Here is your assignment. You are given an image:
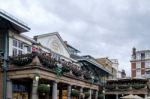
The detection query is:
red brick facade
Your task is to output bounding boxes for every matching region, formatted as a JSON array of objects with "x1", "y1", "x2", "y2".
[
  {"x1": 141, "y1": 62, "x2": 145, "y2": 75},
  {"x1": 131, "y1": 63, "x2": 136, "y2": 77}
]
